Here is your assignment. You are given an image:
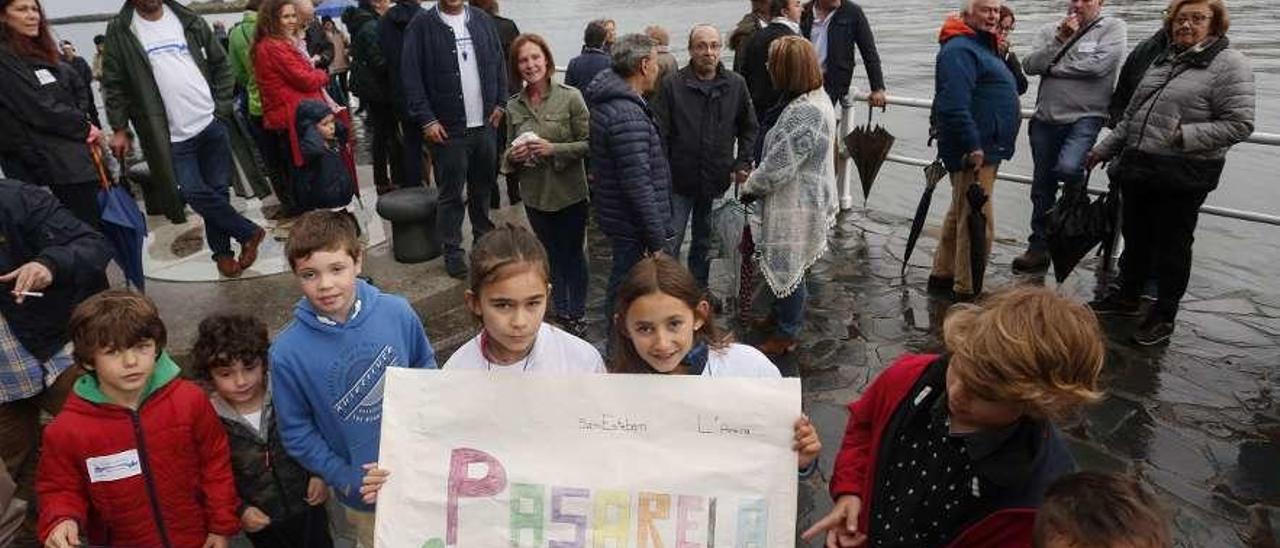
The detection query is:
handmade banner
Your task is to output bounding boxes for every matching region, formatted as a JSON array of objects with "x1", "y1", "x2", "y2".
[{"x1": 375, "y1": 369, "x2": 802, "y2": 547}]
